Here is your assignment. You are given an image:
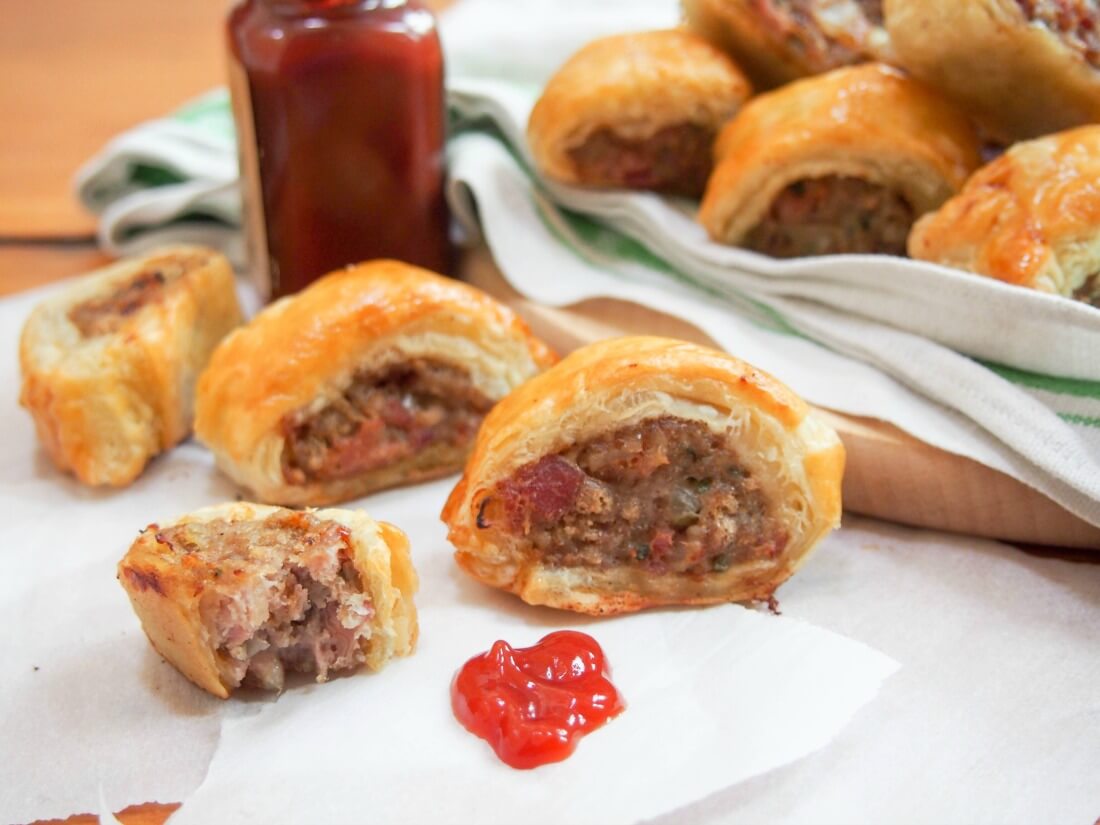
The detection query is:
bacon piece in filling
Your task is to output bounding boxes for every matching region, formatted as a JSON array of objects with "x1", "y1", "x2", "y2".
[
  {"x1": 1017, "y1": 0, "x2": 1100, "y2": 68},
  {"x1": 281, "y1": 359, "x2": 494, "y2": 485},
  {"x1": 745, "y1": 175, "x2": 914, "y2": 257},
  {"x1": 481, "y1": 416, "x2": 789, "y2": 577},
  {"x1": 67, "y1": 252, "x2": 206, "y2": 337},
  {"x1": 567, "y1": 123, "x2": 716, "y2": 197},
  {"x1": 154, "y1": 511, "x2": 374, "y2": 691}
]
